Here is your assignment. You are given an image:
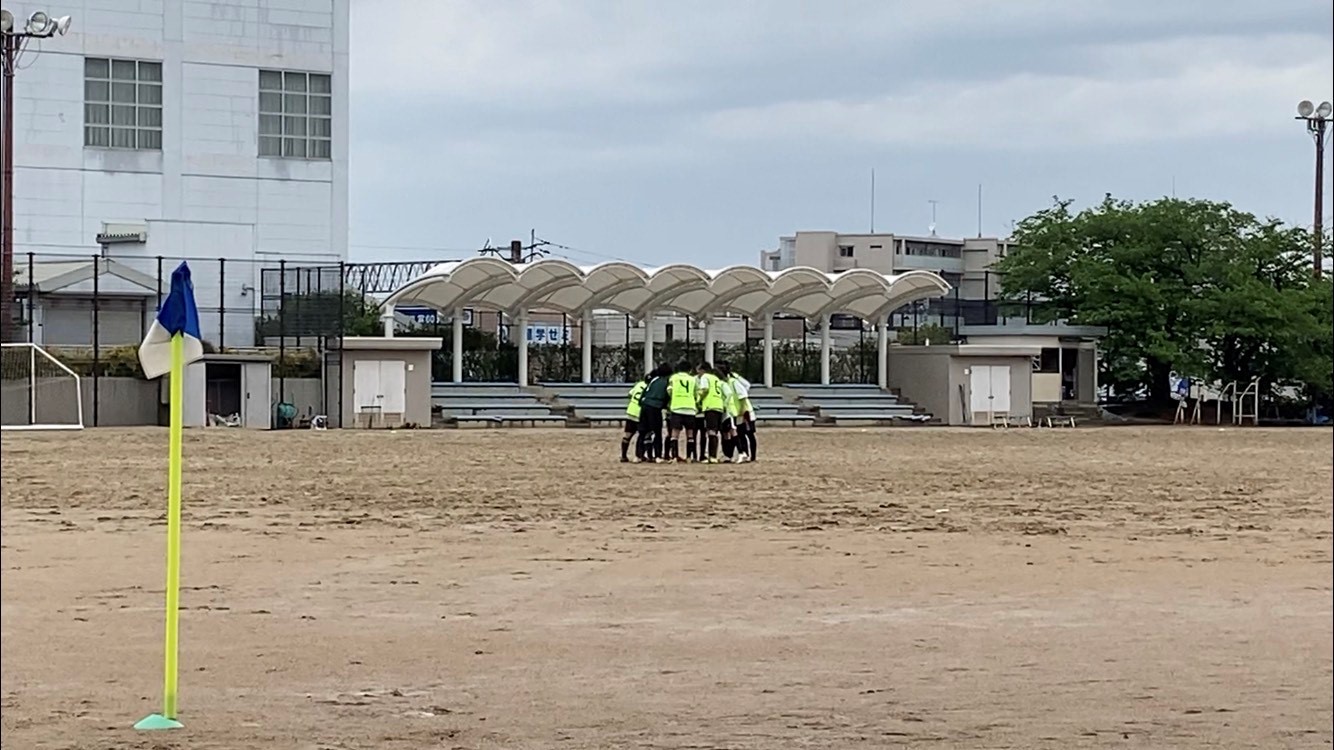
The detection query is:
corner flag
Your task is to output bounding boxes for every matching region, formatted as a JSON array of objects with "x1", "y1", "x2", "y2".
[
  {"x1": 138, "y1": 262, "x2": 204, "y2": 380},
  {"x1": 134, "y1": 261, "x2": 203, "y2": 732}
]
